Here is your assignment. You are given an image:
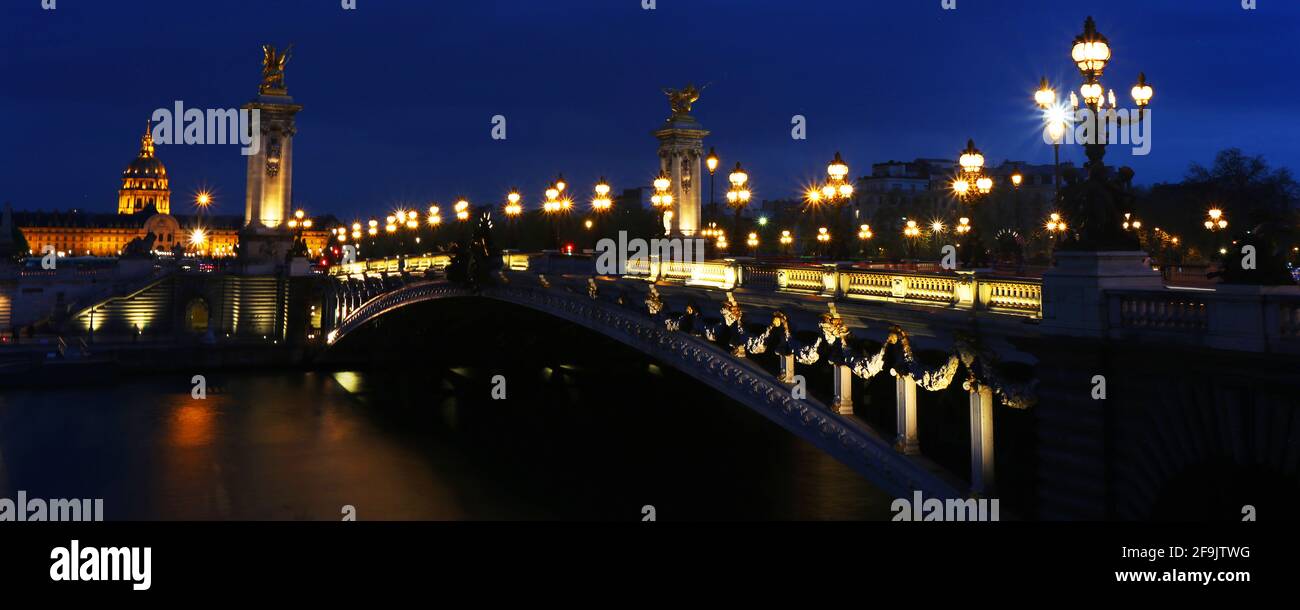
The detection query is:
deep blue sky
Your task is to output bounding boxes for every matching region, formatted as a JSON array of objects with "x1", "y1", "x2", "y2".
[{"x1": 1, "y1": 0, "x2": 1296, "y2": 222}]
